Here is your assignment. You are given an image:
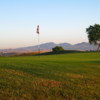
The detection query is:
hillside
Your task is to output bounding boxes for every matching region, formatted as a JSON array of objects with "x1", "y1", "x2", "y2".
[{"x1": 0, "y1": 42, "x2": 97, "y2": 54}]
